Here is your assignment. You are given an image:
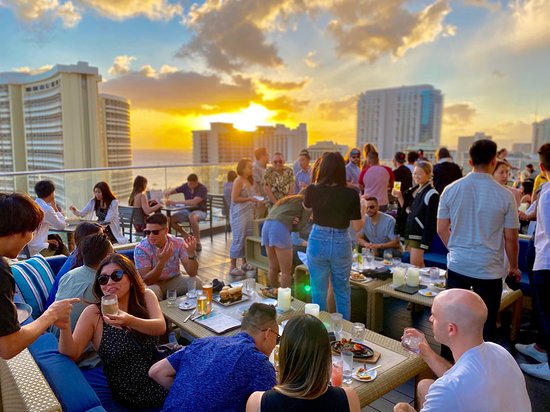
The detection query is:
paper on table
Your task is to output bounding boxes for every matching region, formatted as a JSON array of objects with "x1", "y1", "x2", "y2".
[{"x1": 194, "y1": 311, "x2": 242, "y2": 334}]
